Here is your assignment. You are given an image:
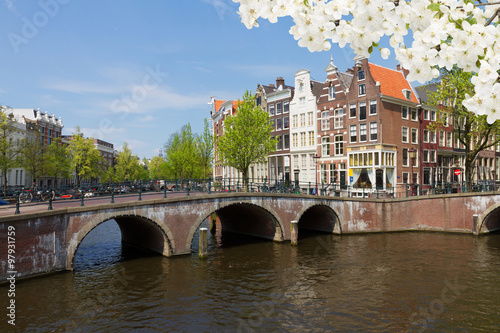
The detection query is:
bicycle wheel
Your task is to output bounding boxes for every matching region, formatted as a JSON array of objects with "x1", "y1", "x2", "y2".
[
  {"x1": 19, "y1": 192, "x2": 33, "y2": 203},
  {"x1": 40, "y1": 191, "x2": 53, "y2": 201}
]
